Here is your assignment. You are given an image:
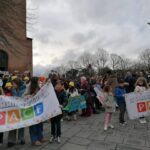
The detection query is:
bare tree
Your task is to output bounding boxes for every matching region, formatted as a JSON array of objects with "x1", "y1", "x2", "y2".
[
  {"x1": 110, "y1": 53, "x2": 121, "y2": 70},
  {"x1": 78, "y1": 52, "x2": 94, "y2": 68},
  {"x1": 94, "y1": 48, "x2": 109, "y2": 68},
  {"x1": 140, "y1": 49, "x2": 150, "y2": 71},
  {"x1": 67, "y1": 60, "x2": 80, "y2": 70}
]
